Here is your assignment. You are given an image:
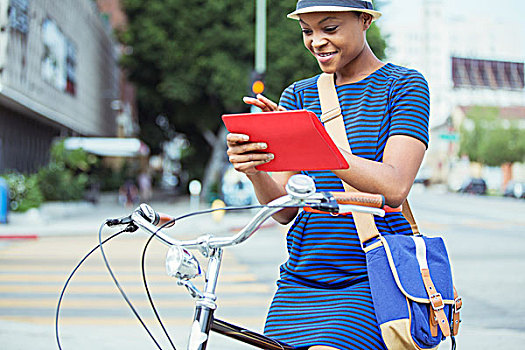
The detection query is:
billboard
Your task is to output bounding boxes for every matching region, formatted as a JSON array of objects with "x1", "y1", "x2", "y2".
[{"x1": 41, "y1": 18, "x2": 77, "y2": 95}]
